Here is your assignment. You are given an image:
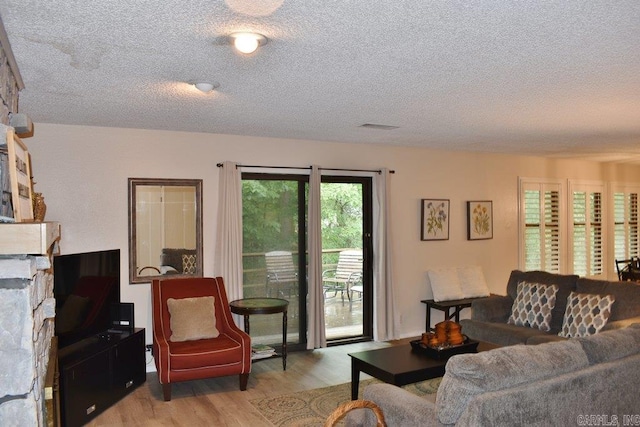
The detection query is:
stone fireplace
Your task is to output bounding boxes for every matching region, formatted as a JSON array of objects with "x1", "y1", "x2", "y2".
[
  {"x1": 0, "y1": 223, "x2": 60, "y2": 426},
  {"x1": 0, "y1": 20, "x2": 61, "y2": 427}
]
